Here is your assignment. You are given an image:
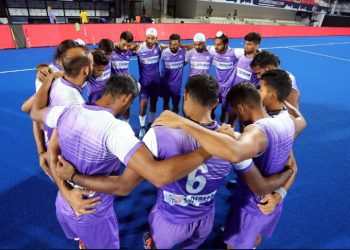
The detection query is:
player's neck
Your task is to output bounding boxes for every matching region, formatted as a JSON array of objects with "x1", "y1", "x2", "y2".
[
  {"x1": 265, "y1": 102, "x2": 284, "y2": 113},
  {"x1": 251, "y1": 107, "x2": 269, "y2": 122},
  {"x1": 63, "y1": 75, "x2": 84, "y2": 88},
  {"x1": 186, "y1": 110, "x2": 213, "y2": 125}
]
